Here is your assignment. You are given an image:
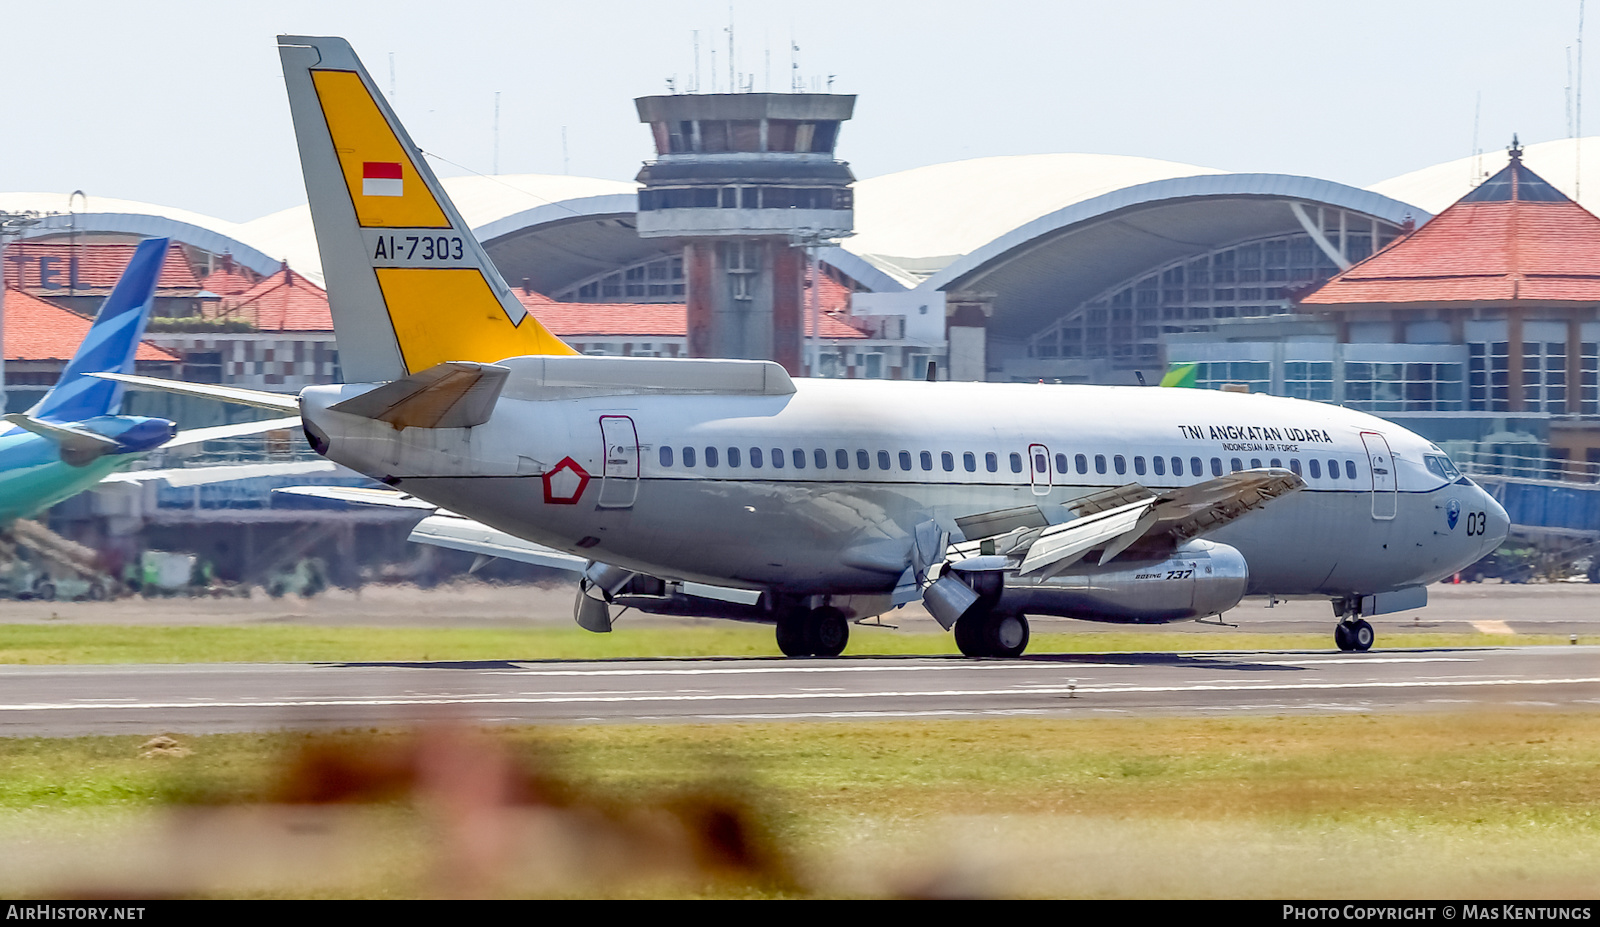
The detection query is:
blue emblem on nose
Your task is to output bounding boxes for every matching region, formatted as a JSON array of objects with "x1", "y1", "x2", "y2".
[{"x1": 1447, "y1": 499, "x2": 1461, "y2": 530}]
